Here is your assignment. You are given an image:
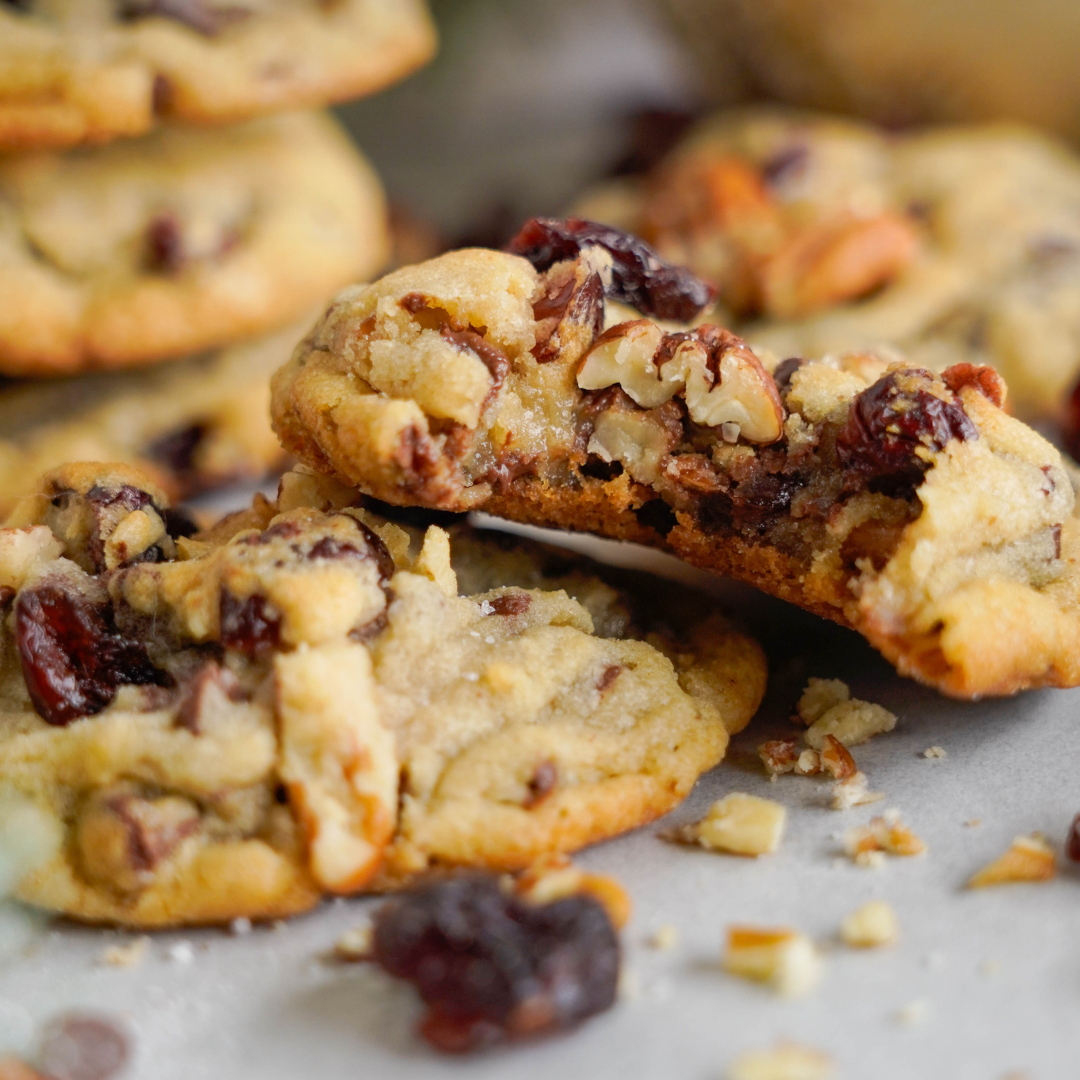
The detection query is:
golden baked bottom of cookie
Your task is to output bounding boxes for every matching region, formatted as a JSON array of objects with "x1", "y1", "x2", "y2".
[
  {"x1": 271, "y1": 229, "x2": 1080, "y2": 699},
  {"x1": 0, "y1": 319, "x2": 312, "y2": 517},
  {"x1": 0, "y1": 111, "x2": 389, "y2": 376},
  {"x1": 0, "y1": 0, "x2": 436, "y2": 151},
  {"x1": 0, "y1": 463, "x2": 765, "y2": 926},
  {"x1": 574, "y1": 105, "x2": 1080, "y2": 418}
]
